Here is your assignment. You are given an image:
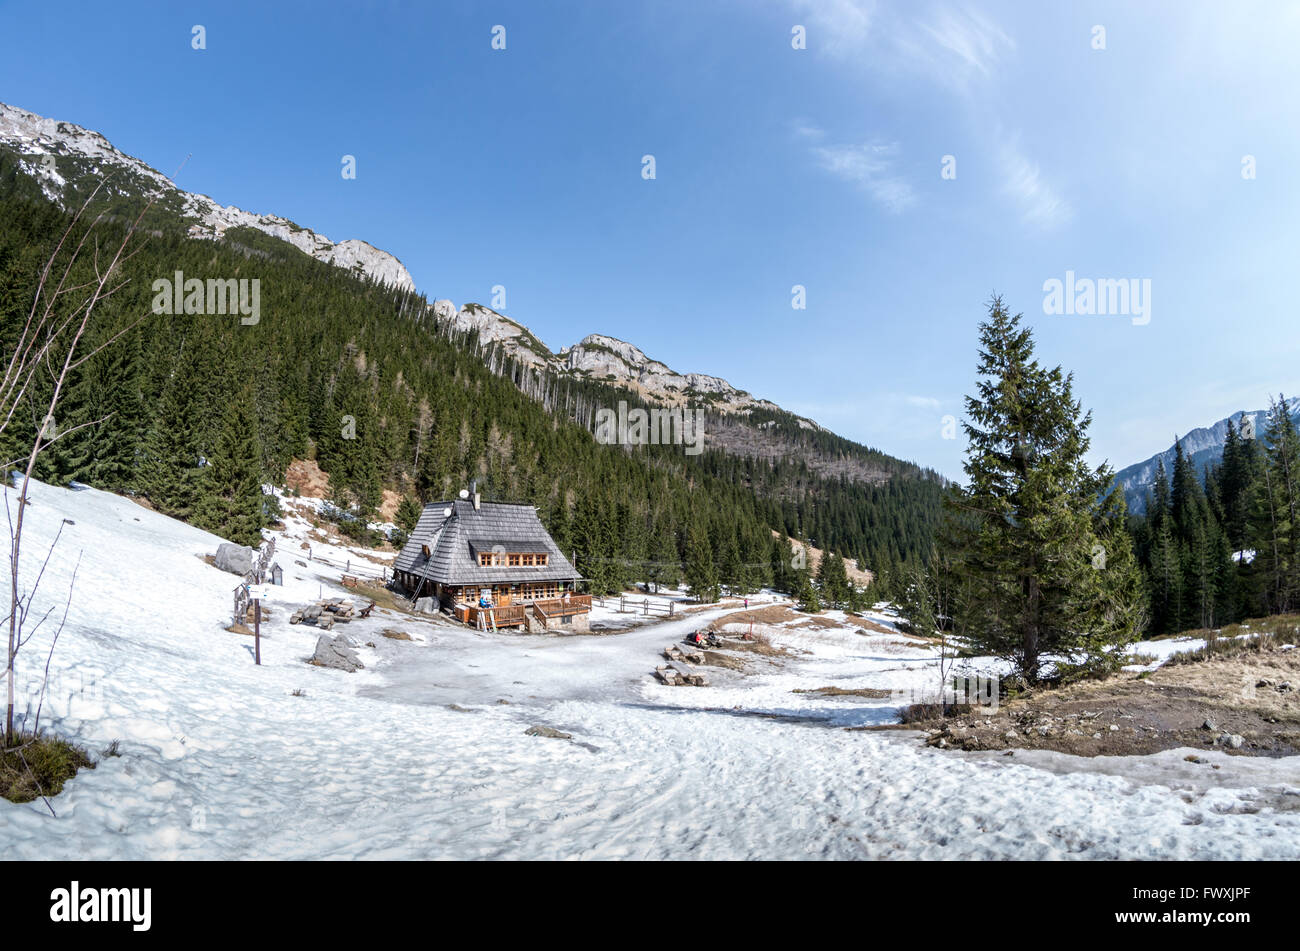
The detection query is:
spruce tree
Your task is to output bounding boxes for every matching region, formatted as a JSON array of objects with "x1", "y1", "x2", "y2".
[
  {"x1": 194, "y1": 390, "x2": 266, "y2": 547},
  {"x1": 945, "y1": 297, "x2": 1143, "y2": 681}
]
